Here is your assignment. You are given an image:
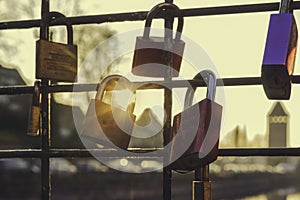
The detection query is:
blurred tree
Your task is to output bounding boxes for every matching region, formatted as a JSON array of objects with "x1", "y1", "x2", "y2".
[
  {"x1": 0, "y1": 0, "x2": 119, "y2": 147},
  {"x1": 0, "y1": 0, "x2": 118, "y2": 85},
  {"x1": 0, "y1": 0, "x2": 37, "y2": 61}
]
